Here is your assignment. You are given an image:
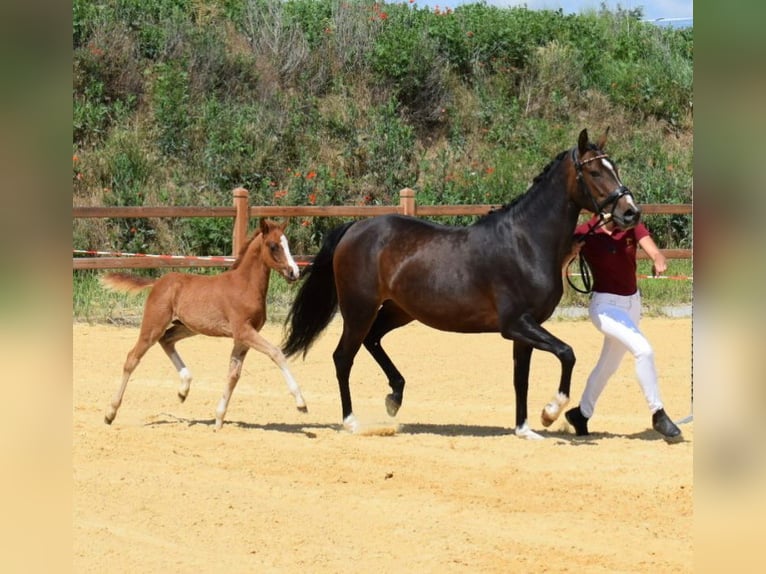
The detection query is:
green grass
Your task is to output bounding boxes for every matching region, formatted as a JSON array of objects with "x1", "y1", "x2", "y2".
[{"x1": 74, "y1": 258, "x2": 692, "y2": 325}]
